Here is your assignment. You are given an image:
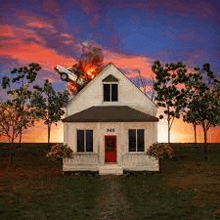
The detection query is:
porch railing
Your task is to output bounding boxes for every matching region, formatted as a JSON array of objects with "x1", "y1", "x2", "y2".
[
  {"x1": 63, "y1": 153, "x2": 99, "y2": 165},
  {"x1": 122, "y1": 153, "x2": 156, "y2": 166}
]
